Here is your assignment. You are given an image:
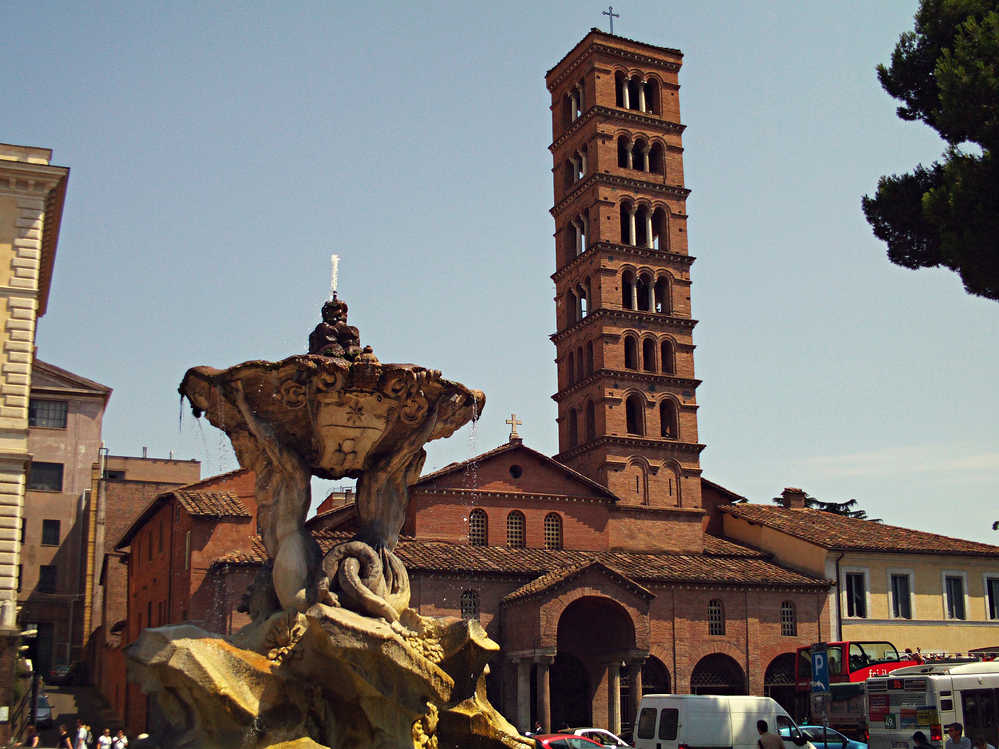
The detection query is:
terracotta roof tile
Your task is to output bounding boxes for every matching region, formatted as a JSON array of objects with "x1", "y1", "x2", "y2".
[
  {"x1": 503, "y1": 560, "x2": 655, "y2": 603},
  {"x1": 212, "y1": 532, "x2": 827, "y2": 590},
  {"x1": 722, "y1": 504, "x2": 999, "y2": 556},
  {"x1": 702, "y1": 534, "x2": 766, "y2": 557},
  {"x1": 173, "y1": 489, "x2": 250, "y2": 518}
]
